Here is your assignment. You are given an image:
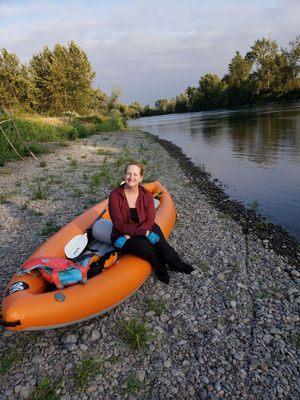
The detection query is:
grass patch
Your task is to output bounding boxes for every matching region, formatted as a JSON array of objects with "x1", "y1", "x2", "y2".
[
  {"x1": 30, "y1": 377, "x2": 62, "y2": 400},
  {"x1": 74, "y1": 358, "x2": 101, "y2": 389},
  {"x1": 72, "y1": 188, "x2": 83, "y2": 198},
  {"x1": 0, "y1": 349, "x2": 21, "y2": 375},
  {"x1": 107, "y1": 355, "x2": 121, "y2": 365},
  {"x1": 41, "y1": 219, "x2": 60, "y2": 236},
  {"x1": 256, "y1": 290, "x2": 269, "y2": 300},
  {"x1": 95, "y1": 147, "x2": 113, "y2": 156},
  {"x1": 30, "y1": 182, "x2": 48, "y2": 200},
  {"x1": 68, "y1": 157, "x2": 77, "y2": 167},
  {"x1": 147, "y1": 298, "x2": 166, "y2": 316},
  {"x1": 39, "y1": 161, "x2": 47, "y2": 168},
  {"x1": 197, "y1": 261, "x2": 209, "y2": 272},
  {"x1": 293, "y1": 335, "x2": 300, "y2": 350},
  {"x1": 118, "y1": 317, "x2": 153, "y2": 350},
  {"x1": 123, "y1": 373, "x2": 142, "y2": 395},
  {"x1": 0, "y1": 193, "x2": 10, "y2": 204},
  {"x1": 248, "y1": 200, "x2": 259, "y2": 213}
]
